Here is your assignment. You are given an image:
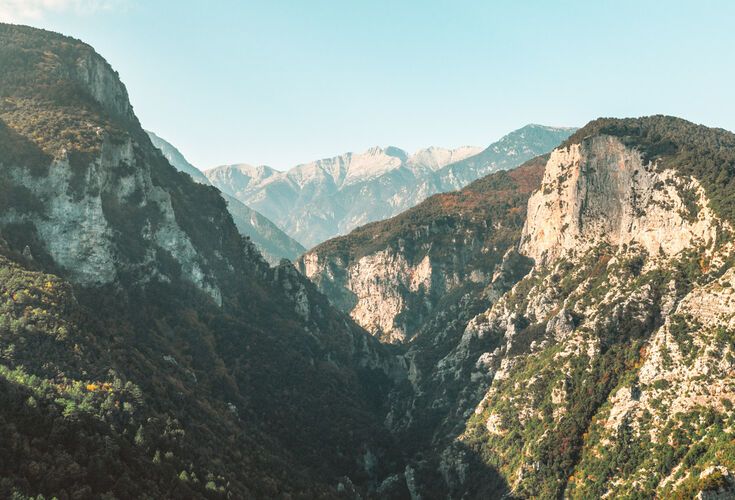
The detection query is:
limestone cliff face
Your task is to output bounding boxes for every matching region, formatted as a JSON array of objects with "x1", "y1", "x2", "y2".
[
  {"x1": 302, "y1": 244, "x2": 438, "y2": 343},
  {"x1": 449, "y1": 121, "x2": 735, "y2": 498},
  {"x1": 1, "y1": 136, "x2": 224, "y2": 303},
  {"x1": 0, "y1": 27, "x2": 270, "y2": 304},
  {"x1": 73, "y1": 50, "x2": 136, "y2": 124},
  {"x1": 302, "y1": 118, "x2": 735, "y2": 498},
  {"x1": 521, "y1": 135, "x2": 718, "y2": 265}
]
